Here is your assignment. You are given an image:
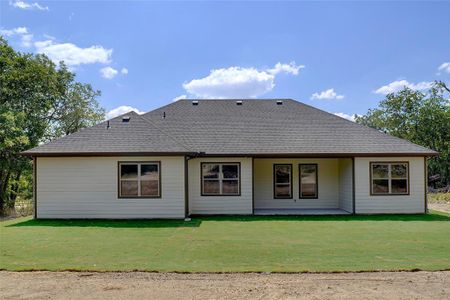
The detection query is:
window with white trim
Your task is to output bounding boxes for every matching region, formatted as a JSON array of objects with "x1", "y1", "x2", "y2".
[
  {"x1": 201, "y1": 163, "x2": 240, "y2": 196},
  {"x1": 371, "y1": 162, "x2": 409, "y2": 195},
  {"x1": 119, "y1": 162, "x2": 160, "y2": 198}
]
